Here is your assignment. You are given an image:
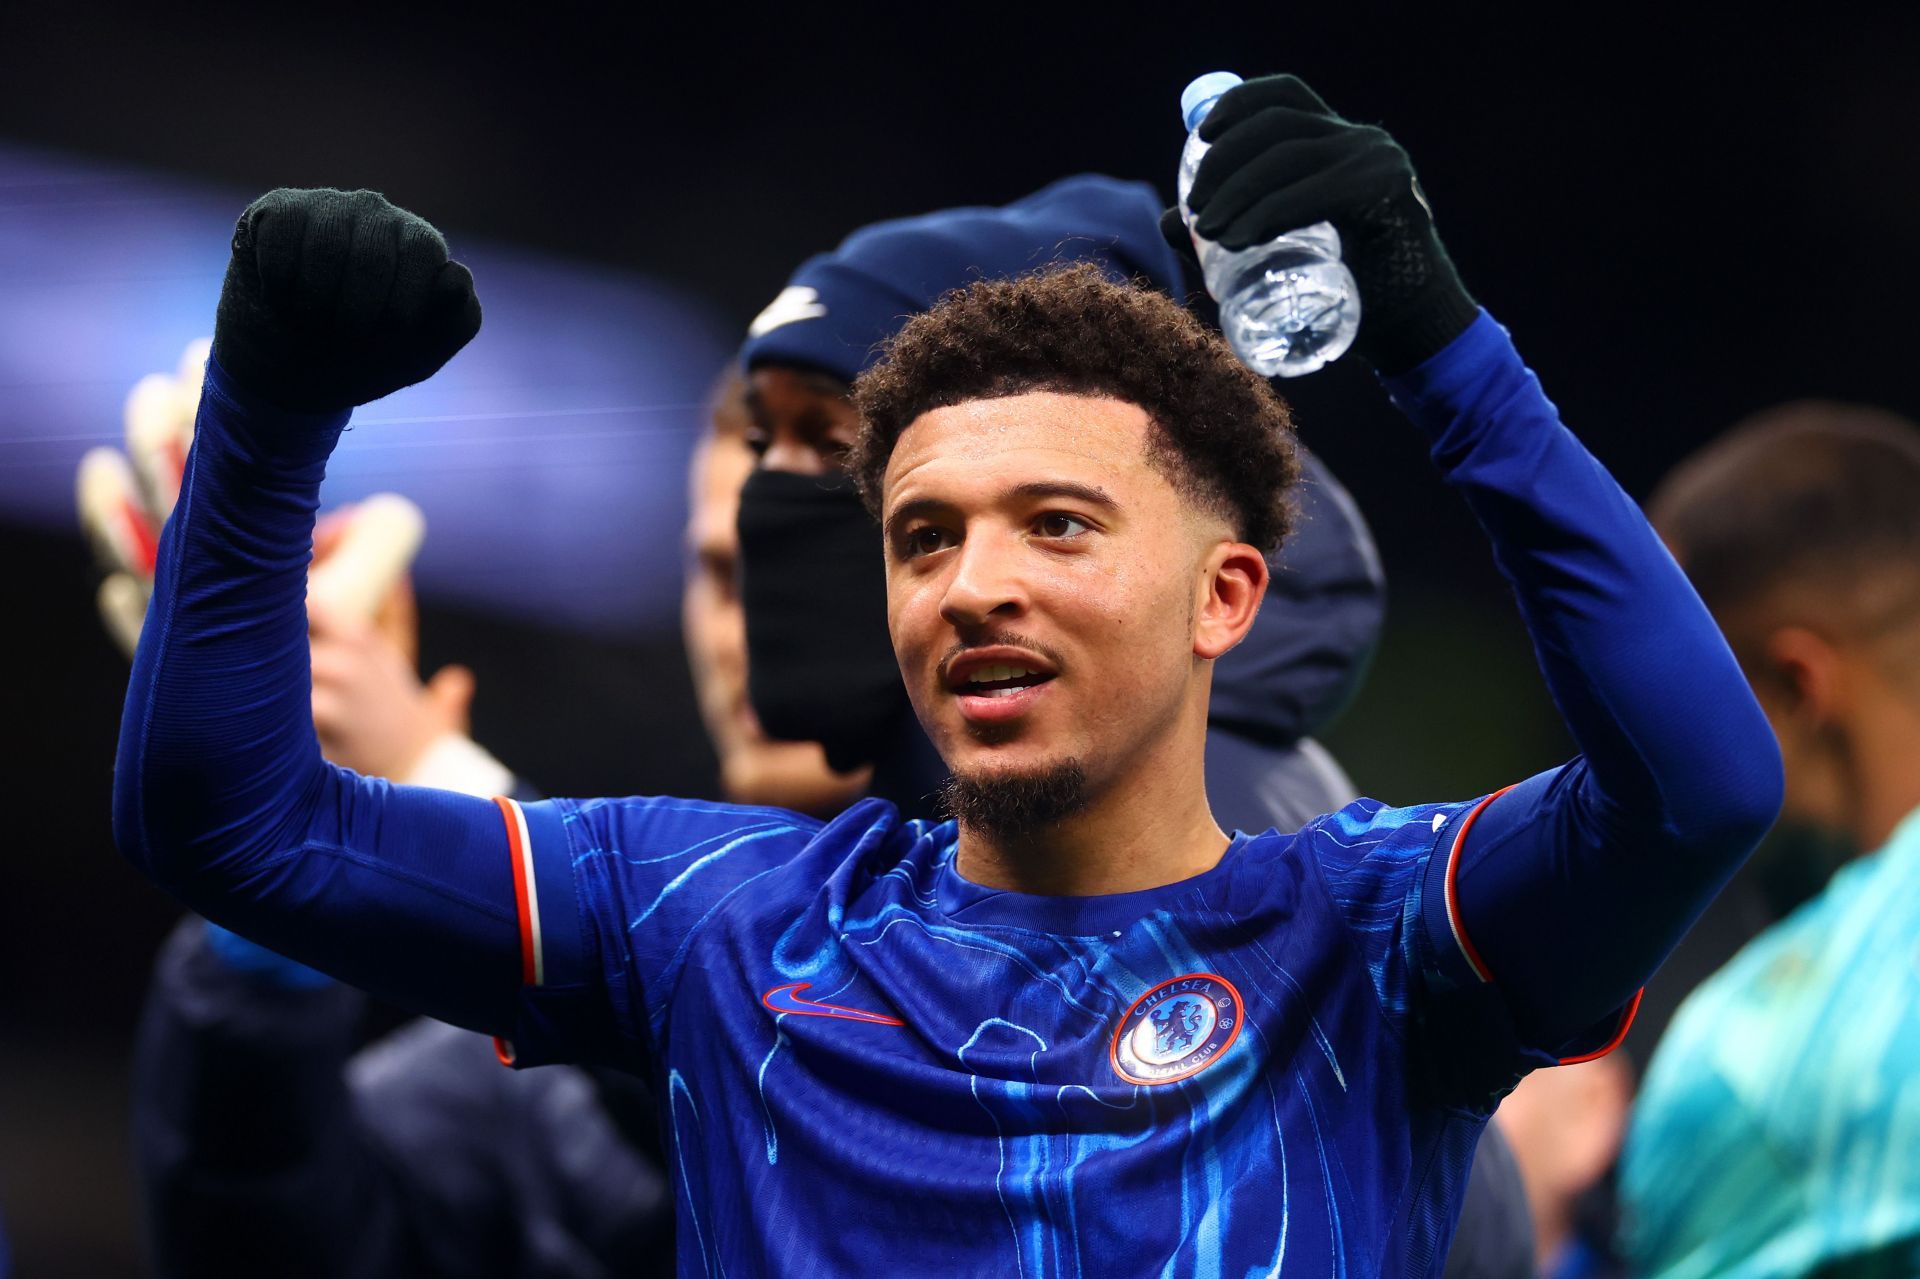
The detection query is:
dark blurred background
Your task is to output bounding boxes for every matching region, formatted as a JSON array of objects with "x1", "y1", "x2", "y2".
[{"x1": 3, "y1": 3, "x2": 1918, "y2": 1272}]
